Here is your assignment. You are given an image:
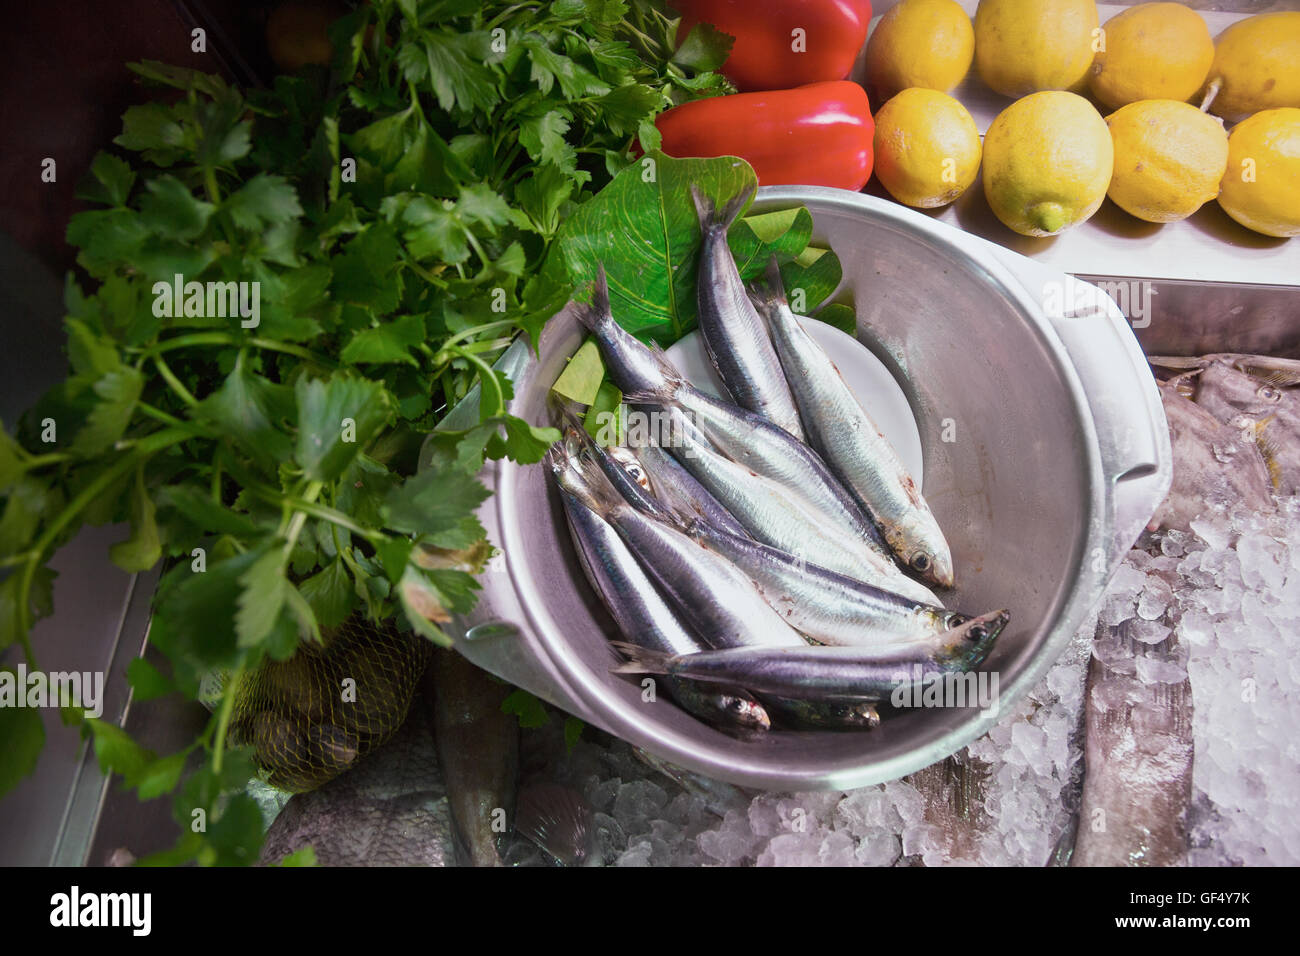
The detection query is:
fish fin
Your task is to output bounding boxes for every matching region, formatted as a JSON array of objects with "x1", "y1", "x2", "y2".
[
  {"x1": 690, "y1": 182, "x2": 755, "y2": 235},
  {"x1": 572, "y1": 264, "x2": 612, "y2": 333},
  {"x1": 608, "y1": 641, "x2": 674, "y2": 675},
  {"x1": 515, "y1": 782, "x2": 594, "y2": 867},
  {"x1": 1251, "y1": 417, "x2": 1285, "y2": 491},
  {"x1": 1147, "y1": 355, "x2": 1207, "y2": 371}
]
